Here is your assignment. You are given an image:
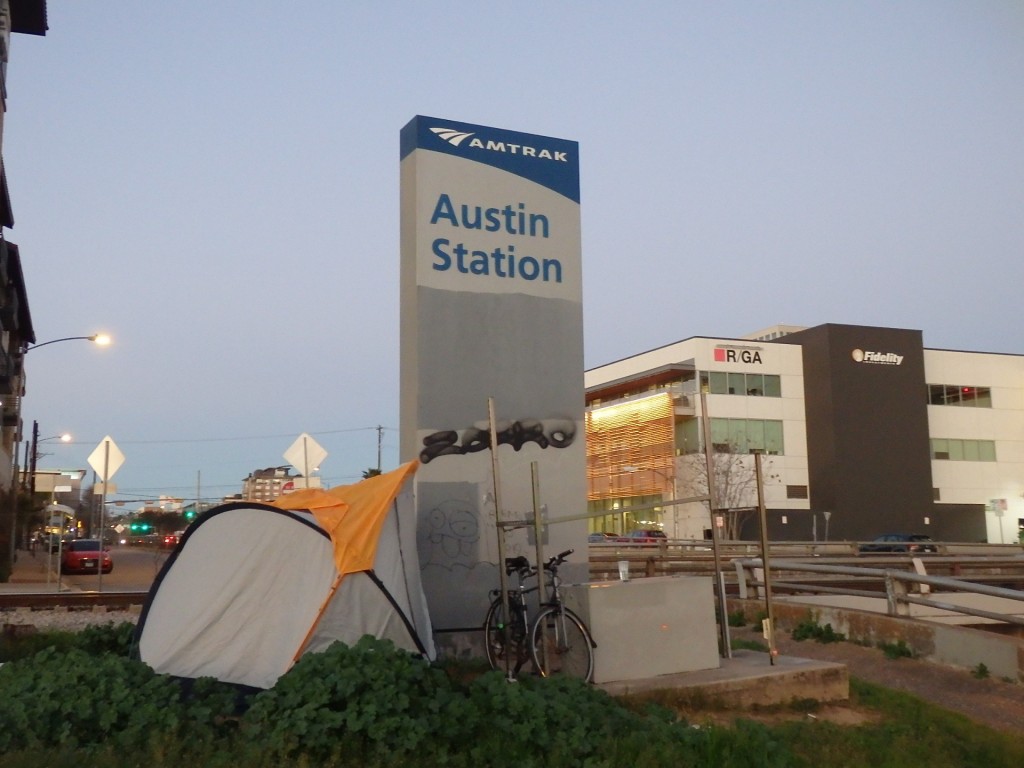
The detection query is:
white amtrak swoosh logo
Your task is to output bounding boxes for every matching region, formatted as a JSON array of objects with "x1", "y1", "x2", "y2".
[{"x1": 430, "y1": 127, "x2": 475, "y2": 146}]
